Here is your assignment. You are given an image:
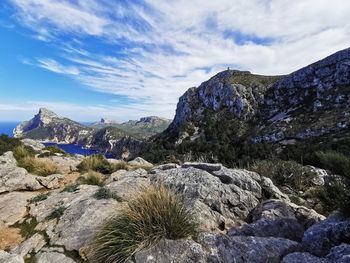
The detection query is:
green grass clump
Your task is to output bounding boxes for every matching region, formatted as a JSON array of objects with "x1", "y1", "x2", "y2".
[
  {"x1": 111, "y1": 161, "x2": 129, "y2": 171},
  {"x1": 30, "y1": 193, "x2": 50, "y2": 203},
  {"x1": 77, "y1": 155, "x2": 113, "y2": 174},
  {"x1": 94, "y1": 187, "x2": 122, "y2": 201},
  {"x1": 46, "y1": 206, "x2": 66, "y2": 220},
  {"x1": 88, "y1": 185, "x2": 198, "y2": 263},
  {"x1": 251, "y1": 159, "x2": 317, "y2": 192},
  {"x1": 79, "y1": 171, "x2": 104, "y2": 186},
  {"x1": 61, "y1": 183, "x2": 80, "y2": 193}
]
